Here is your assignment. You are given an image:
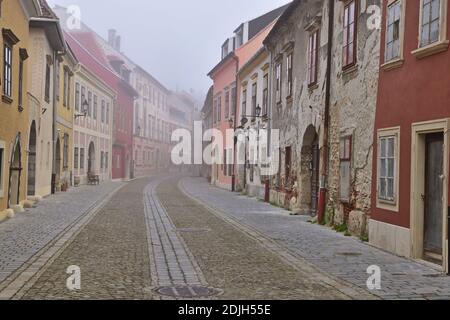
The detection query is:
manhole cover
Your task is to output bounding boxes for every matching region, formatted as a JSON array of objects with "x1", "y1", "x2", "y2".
[
  {"x1": 336, "y1": 252, "x2": 362, "y2": 257},
  {"x1": 177, "y1": 228, "x2": 210, "y2": 233},
  {"x1": 155, "y1": 286, "x2": 220, "y2": 298}
]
